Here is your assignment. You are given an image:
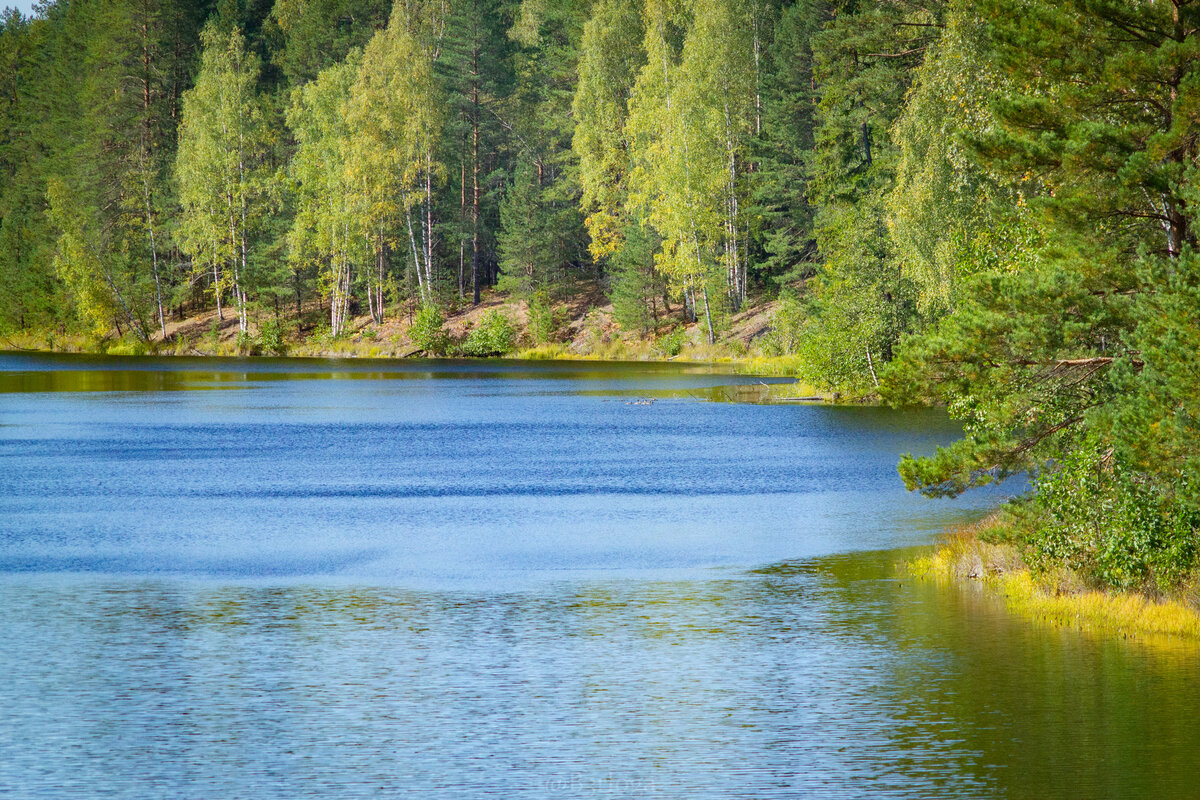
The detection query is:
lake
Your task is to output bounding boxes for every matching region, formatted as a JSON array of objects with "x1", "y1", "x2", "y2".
[{"x1": 0, "y1": 353, "x2": 1197, "y2": 799}]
